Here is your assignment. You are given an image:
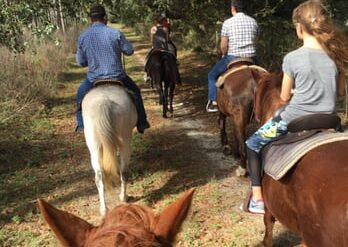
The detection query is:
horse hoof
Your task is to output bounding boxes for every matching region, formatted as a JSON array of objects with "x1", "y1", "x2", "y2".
[
  {"x1": 223, "y1": 145, "x2": 232, "y2": 155},
  {"x1": 235, "y1": 166, "x2": 247, "y2": 177}
]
